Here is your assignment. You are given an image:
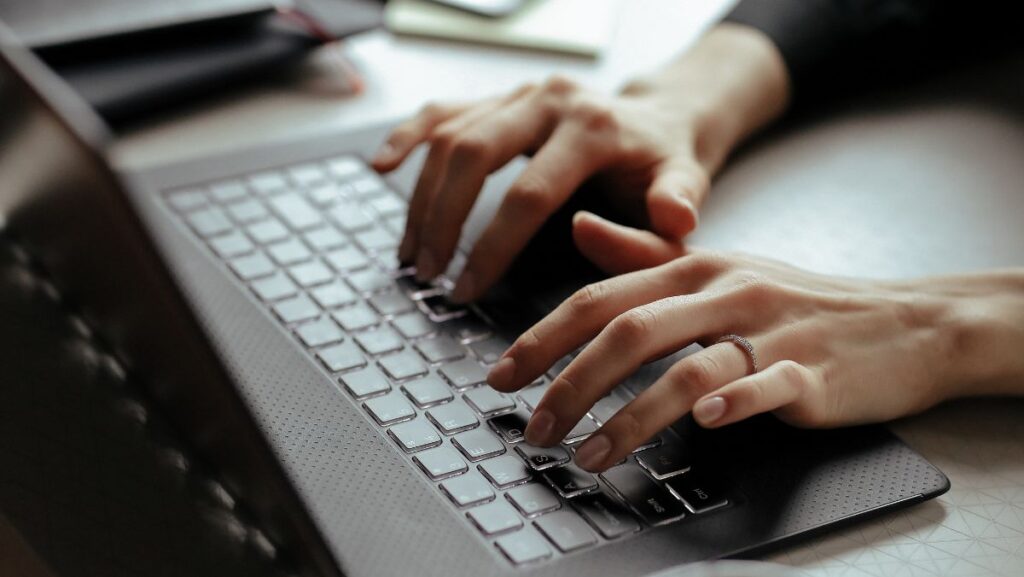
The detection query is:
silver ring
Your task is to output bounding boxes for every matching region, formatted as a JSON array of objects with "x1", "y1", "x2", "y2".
[{"x1": 716, "y1": 334, "x2": 760, "y2": 374}]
